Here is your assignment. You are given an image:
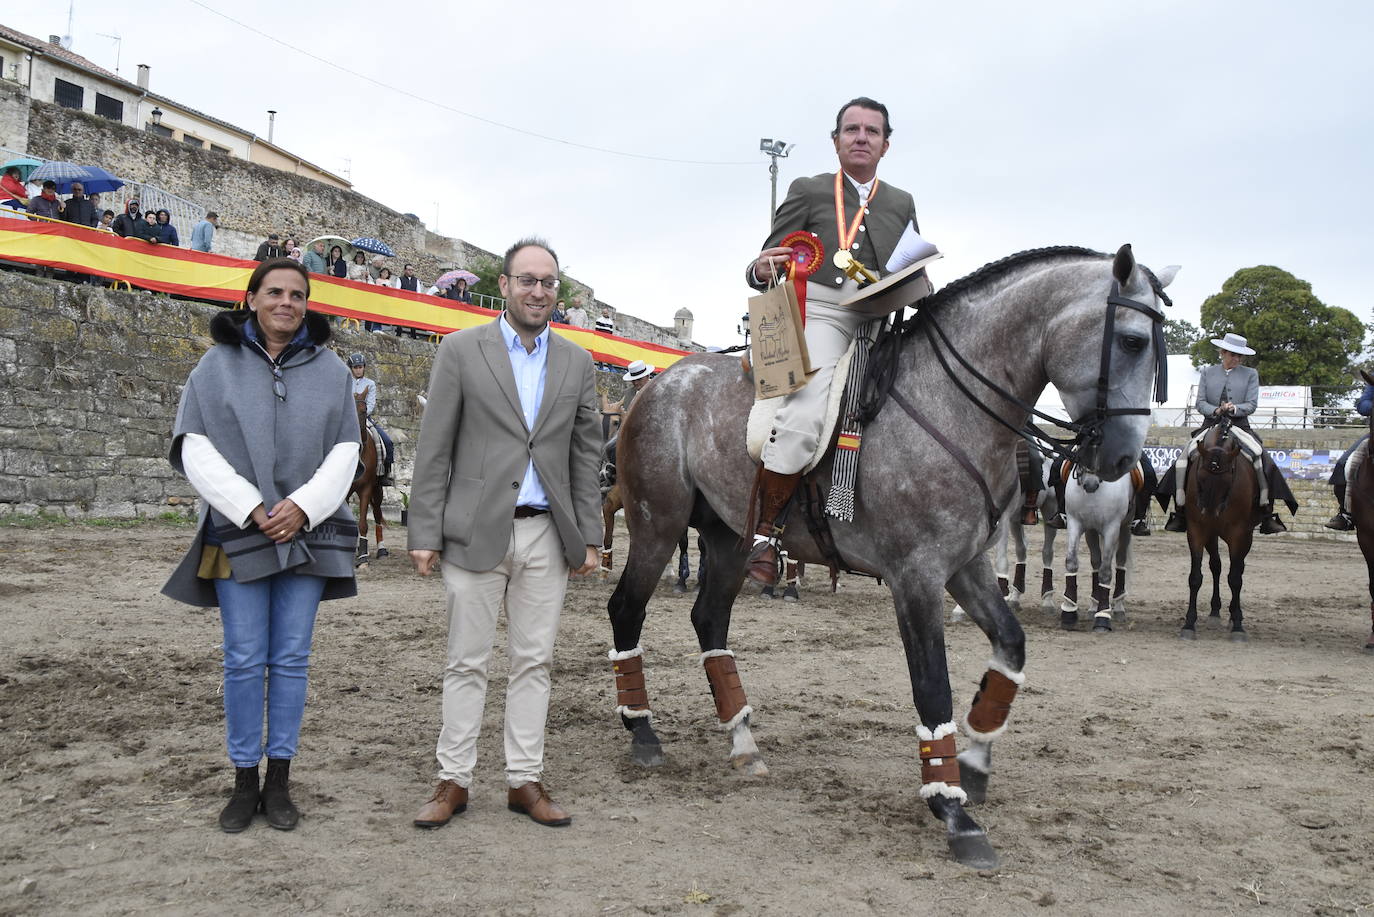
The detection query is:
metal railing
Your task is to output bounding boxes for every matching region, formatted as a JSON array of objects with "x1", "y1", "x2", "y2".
[{"x1": 1166, "y1": 384, "x2": 1368, "y2": 430}]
